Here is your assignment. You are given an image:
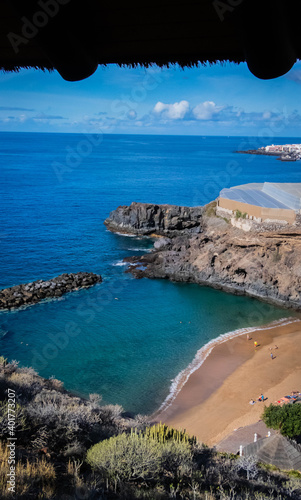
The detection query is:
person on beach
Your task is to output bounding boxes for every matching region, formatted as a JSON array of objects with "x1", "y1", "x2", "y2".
[
  {"x1": 274, "y1": 345, "x2": 278, "y2": 349},
  {"x1": 261, "y1": 394, "x2": 264, "y2": 402},
  {"x1": 249, "y1": 399, "x2": 255, "y2": 405},
  {"x1": 254, "y1": 341, "x2": 258, "y2": 348},
  {"x1": 270, "y1": 352, "x2": 273, "y2": 360},
  {"x1": 247, "y1": 334, "x2": 250, "y2": 341}
]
